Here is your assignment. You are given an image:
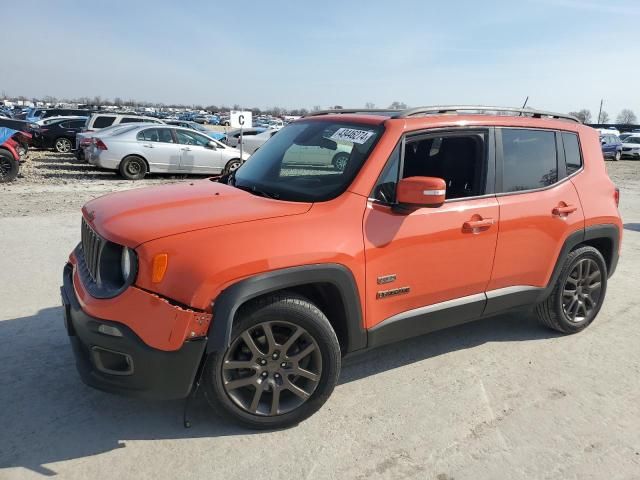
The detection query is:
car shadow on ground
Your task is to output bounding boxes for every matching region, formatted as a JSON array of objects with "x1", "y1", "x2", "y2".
[
  {"x1": 623, "y1": 223, "x2": 640, "y2": 232},
  {"x1": 0, "y1": 305, "x2": 558, "y2": 475}
]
